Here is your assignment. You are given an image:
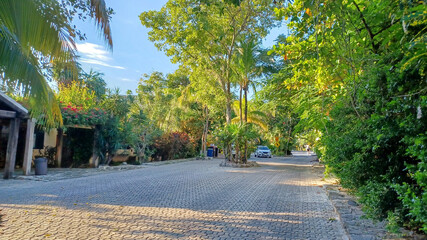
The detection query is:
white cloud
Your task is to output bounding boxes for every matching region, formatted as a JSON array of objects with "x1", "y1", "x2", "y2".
[
  {"x1": 120, "y1": 78, "x2": 134, "y2": 82},
  {"x1": 80, "y1": 58, "x2": 126, "y2": 70},
  {"x1": 76, "y1": 43, "x2": 125, "y2": 70}
]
